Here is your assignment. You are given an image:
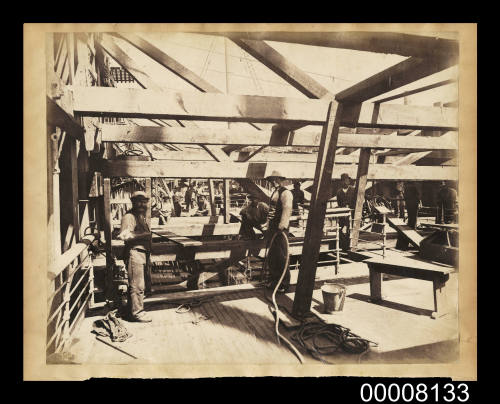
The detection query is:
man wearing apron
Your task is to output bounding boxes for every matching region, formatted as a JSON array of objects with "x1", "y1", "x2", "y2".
[
  {"x1": 266, "y1": 170, "x2": 294, "y2": 293},
  {"x1": 118, "y1": 191, "x2": 153, "y2": 323}
]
